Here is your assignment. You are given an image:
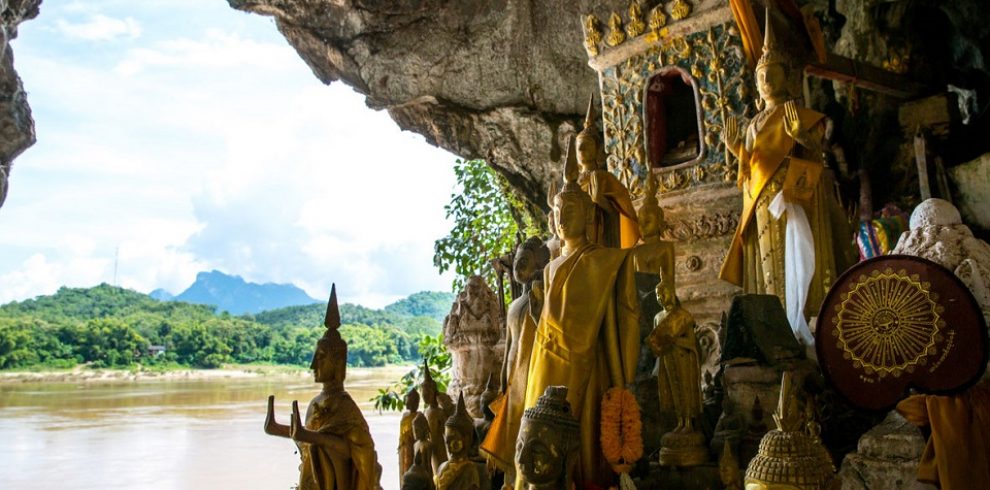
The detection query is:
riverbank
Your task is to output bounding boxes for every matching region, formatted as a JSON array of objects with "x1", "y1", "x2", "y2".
[{"x1": 0, "y1": 363, "x2": 414, "y2": 384}]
